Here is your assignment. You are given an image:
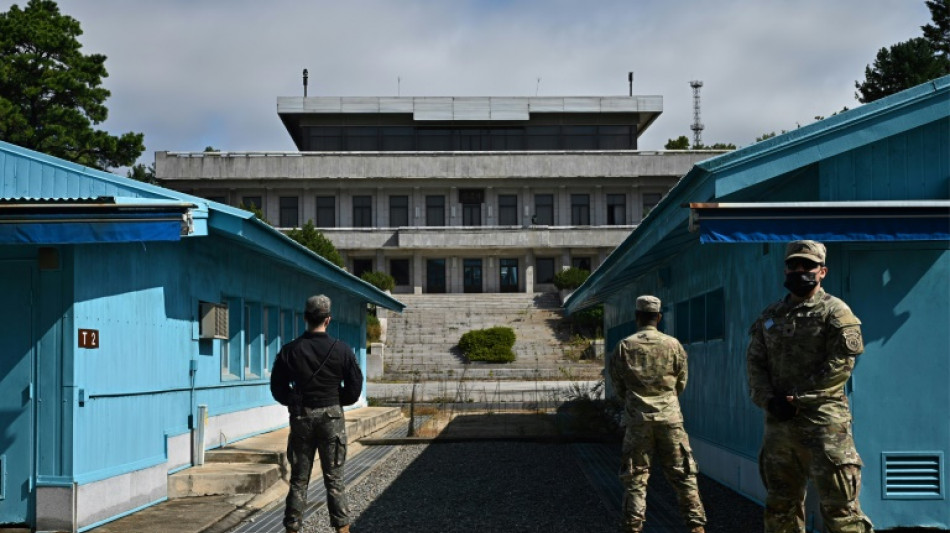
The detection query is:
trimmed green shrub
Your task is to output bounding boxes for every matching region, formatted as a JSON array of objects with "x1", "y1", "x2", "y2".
[
  {"x1": 361, "y1": 271, "x2": 395, "y2": 292},
  {"x1": 553, "y1": 267, "x2": 590, "y2": 290},
  {"x1": 366, "y1": 313, "x2": 381, "y2": 342},
  {"x1": 458, "y1": 326, "x2": 516, "y2": 363}
]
